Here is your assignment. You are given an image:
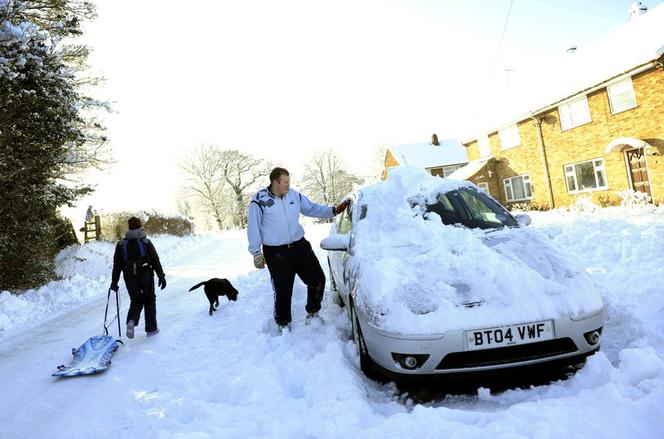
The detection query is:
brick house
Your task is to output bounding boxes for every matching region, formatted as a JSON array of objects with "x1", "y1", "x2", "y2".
[
  {"x1": 383, "y1": 134, "x2": 467, "y2": 180},
  {"x1": 454, "y1": 4, "x2": 664, "y2": 208}
]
